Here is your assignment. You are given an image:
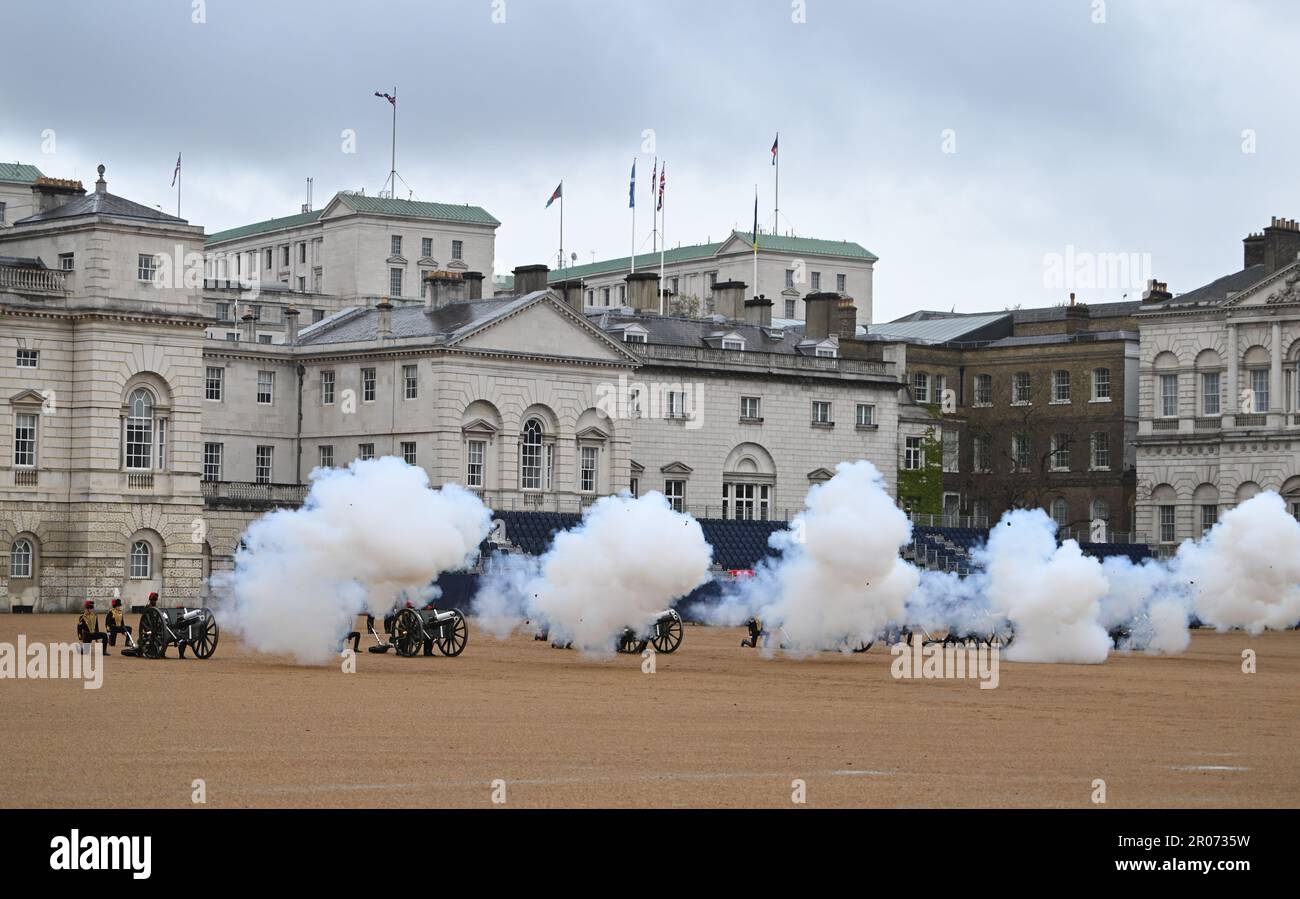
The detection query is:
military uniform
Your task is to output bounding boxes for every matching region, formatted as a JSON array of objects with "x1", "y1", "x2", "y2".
[
  {"x1": 106, "y1": 600, "x2": 133, "y2": 647},
  {"x1": 77, "y1": 603, "x2": 109, "y2": 654},
  {"x1": 741, "y1": 617, "x2": 769, "y2": 648}
]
